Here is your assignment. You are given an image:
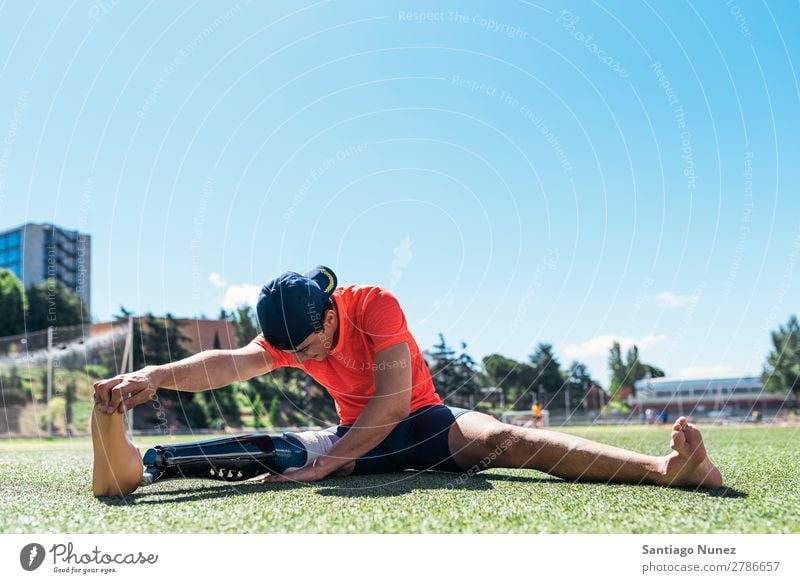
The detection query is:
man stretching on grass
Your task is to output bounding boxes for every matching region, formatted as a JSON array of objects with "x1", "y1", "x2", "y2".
[{"x1": 91, "y1": 266, "x2": 722, "y2": 496}]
